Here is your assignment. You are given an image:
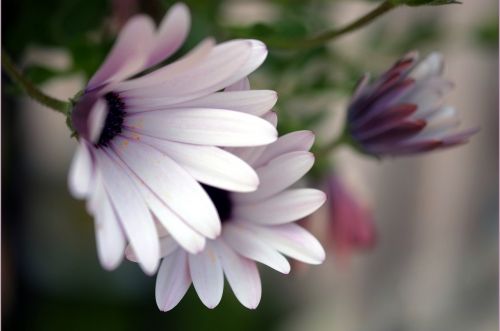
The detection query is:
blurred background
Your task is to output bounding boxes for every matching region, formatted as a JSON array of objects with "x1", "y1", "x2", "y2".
[{"x1": 2, "y1": 0, "x2": 498, "y2": 330}]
